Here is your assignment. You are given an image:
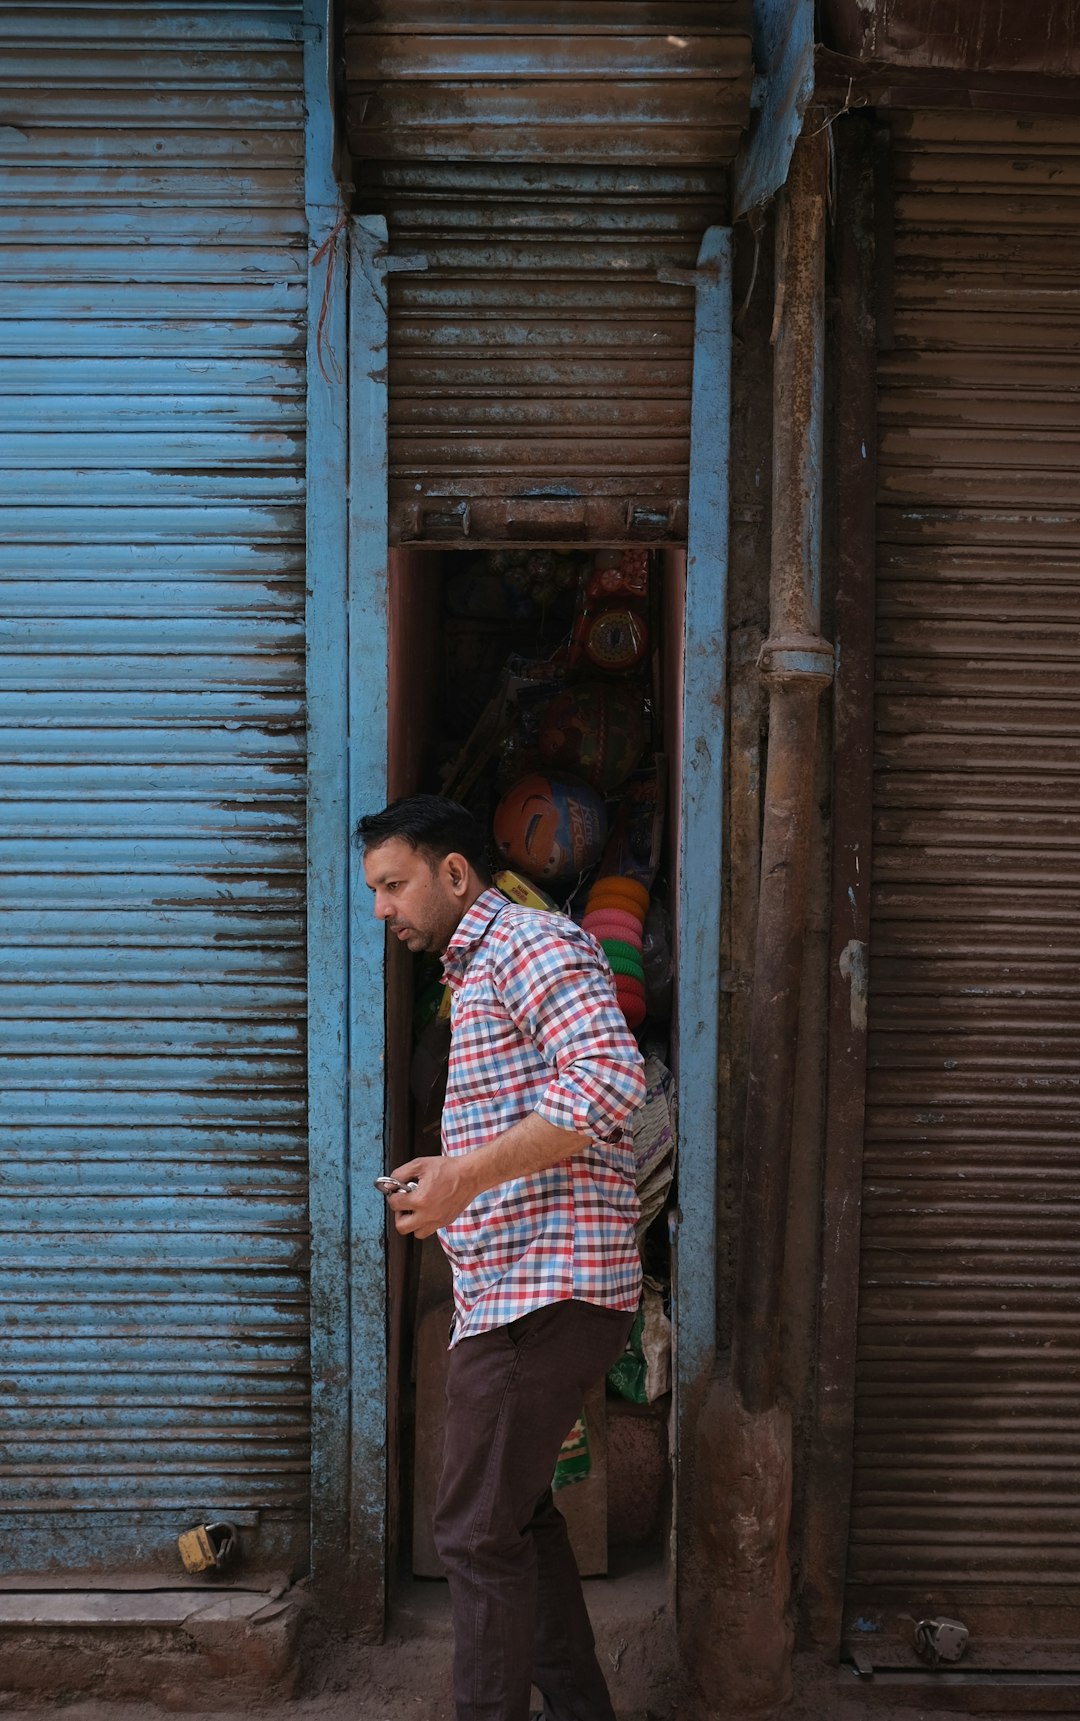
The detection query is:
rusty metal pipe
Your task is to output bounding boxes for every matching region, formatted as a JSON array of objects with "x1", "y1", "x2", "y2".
[{"x1": 733, "y1": 130, "x2": 834, "y2": 1415}]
